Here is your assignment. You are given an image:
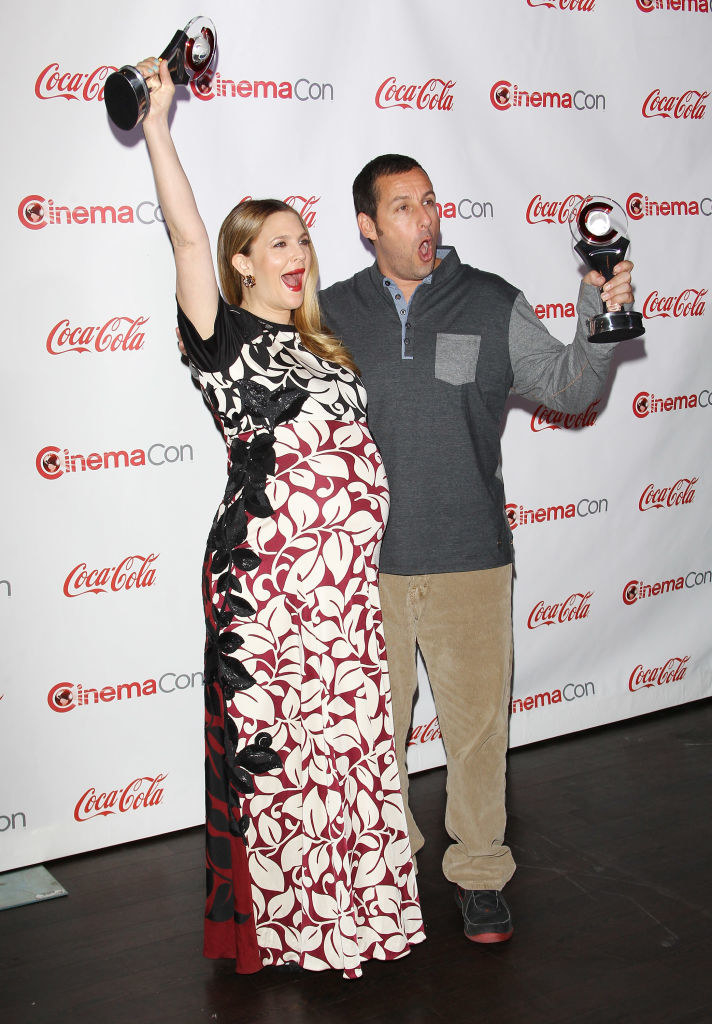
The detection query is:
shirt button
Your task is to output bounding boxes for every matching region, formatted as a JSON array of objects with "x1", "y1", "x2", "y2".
[
  {"x1": 384, "y1": 280, "x2": 391, "y2": 286},
  {"x1": 400, "y1": 309, "x2": 406, "y2": 315},
  {"x1": 395, "y1": 293, "x2": 402, "y2": 300}
]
